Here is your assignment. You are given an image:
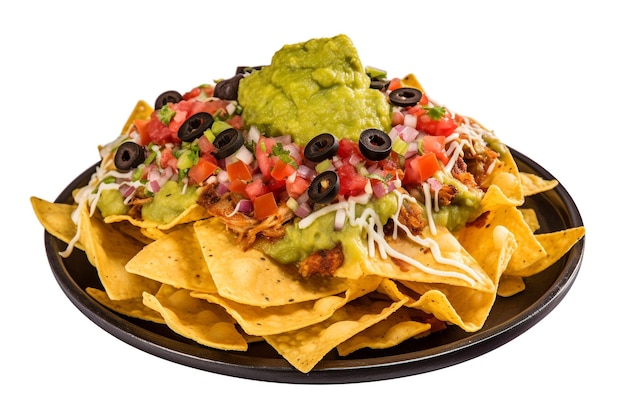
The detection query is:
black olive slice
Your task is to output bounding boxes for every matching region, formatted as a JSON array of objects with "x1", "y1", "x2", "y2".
[
  {"x1": 304, "y1": 133, "x2": 339, "y2": 162},
  {"x1": 308, "y1": 171, "x2": 340, "y2": 204},
  {"x1": 389, "y1": 87, "x2": 423, "y2": 107},
  {"x1": 369, "y1": 79, "x2": 388, "y2": 90},
  {"x1": 213, "y1": 73, "x2": 245, "y2": 100},
  {"x1": 154, "y1": 90, "x2": 183, "y2": 110},
  {"x1": 236, "y1": 65, "x2": 265, "y2": 74},
  {"x1": 213, "y1": 128, "x2": 245, "y2": 159},
  {"x1": 359, "y1": 129, "x2": 392, "y2": 161},
  {"x1": 114, "y1": 142, "x2": 146, "y2": 172},
  {"x1": 178, "y1": 112, "x2": 214, "y2": 142}
]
